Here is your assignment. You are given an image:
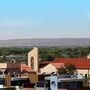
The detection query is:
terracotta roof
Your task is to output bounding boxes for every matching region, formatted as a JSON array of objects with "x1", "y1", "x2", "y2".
[
  {"x1": 53, "y1": 58, "x2": 90, "y2": 69},
  {"x1": 51, "y1": 63, "x2": 64, "y2": 69},
  {"x1": 20, "y1": 64, "x2": 34, "y2": 72}
]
